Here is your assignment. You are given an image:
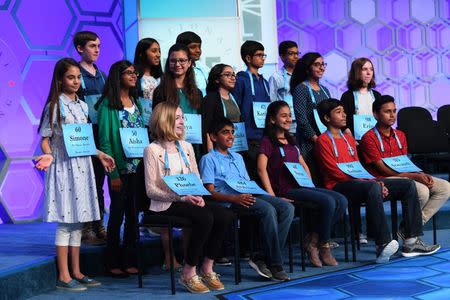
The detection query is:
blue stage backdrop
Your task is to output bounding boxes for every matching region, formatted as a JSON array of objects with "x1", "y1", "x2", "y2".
[{"x1": 0, "y1": 0, "x2": 448, "y2": 223}]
